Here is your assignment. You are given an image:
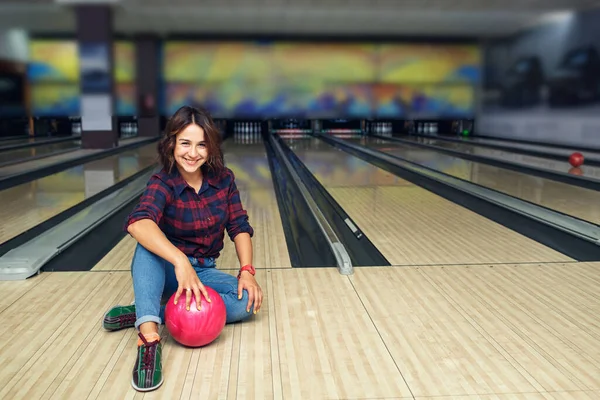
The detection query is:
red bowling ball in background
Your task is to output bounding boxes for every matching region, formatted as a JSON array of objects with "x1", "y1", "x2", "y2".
[
  {"x1": 165, "y1": 286, "x2": 226, "y2": 347},
  {"x1": 569, "y1": 152, "x2": 584, "y2": 168}
]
